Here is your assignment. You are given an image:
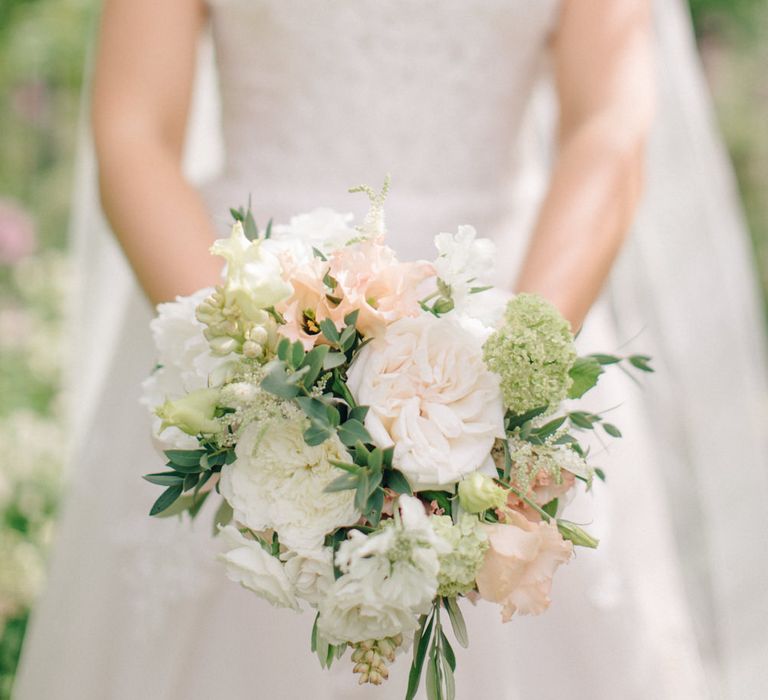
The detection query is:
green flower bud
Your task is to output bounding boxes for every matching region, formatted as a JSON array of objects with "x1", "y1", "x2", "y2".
[
  {"x1": 156, "y1": 387, "x2": 221, "y2": 436},
  {"x1": 557, "y1": 520, "x2": 599, "y2": 549},
  {"x1": 457, "y1": 472, "x2": 507, "y2": 513}
]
